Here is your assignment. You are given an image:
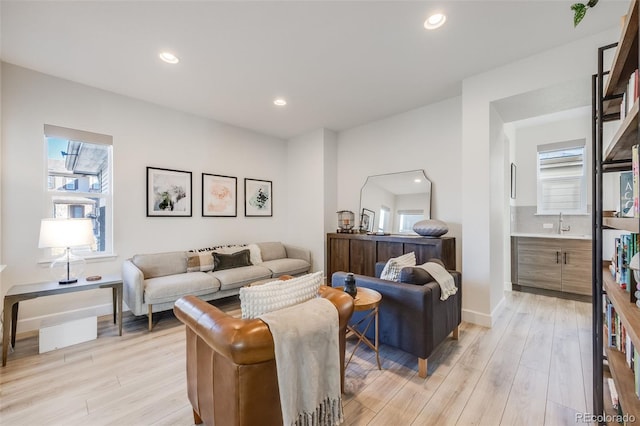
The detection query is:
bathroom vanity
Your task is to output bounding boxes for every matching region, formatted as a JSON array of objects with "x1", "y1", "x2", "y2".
[{"x1": 511, "y1": 234, "x2": 592, "y2": 296}]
